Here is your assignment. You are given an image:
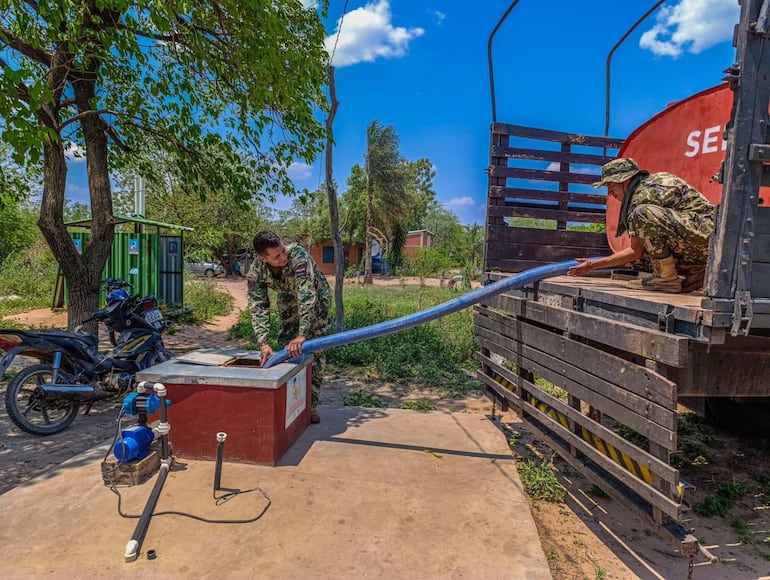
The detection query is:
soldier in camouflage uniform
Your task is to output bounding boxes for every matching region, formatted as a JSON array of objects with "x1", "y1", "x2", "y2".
[
  {"x1": 567, "y1": 158, "x2": 716, "y2": 293},
  {"x1": 247, "y1": 231, "x2": 331, "y2": 423}
]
